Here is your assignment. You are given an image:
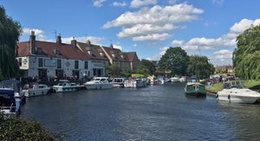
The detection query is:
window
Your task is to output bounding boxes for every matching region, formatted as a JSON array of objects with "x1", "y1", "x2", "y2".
[
  {"x1": 36, "y1": 48, "x2": 43, "y2": 55},
  {"x1": 57, "y1": 59, "x2": 62, "y2": 69},
  {"x1": 75, "y1": 60, "x2": 79, "y2": 69},
  {"x1": 84, "y1": 61, "x2": 88, "y2": 69},
  {"x1": 54, "y1": 49, "x2": 62, "y2": 55},
  {"x1": 18, "y1": 58, "x2": 22, "y2": 66},
  {"x1": 38, "y1": 58, "x2": 43, "y2": 67}
]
